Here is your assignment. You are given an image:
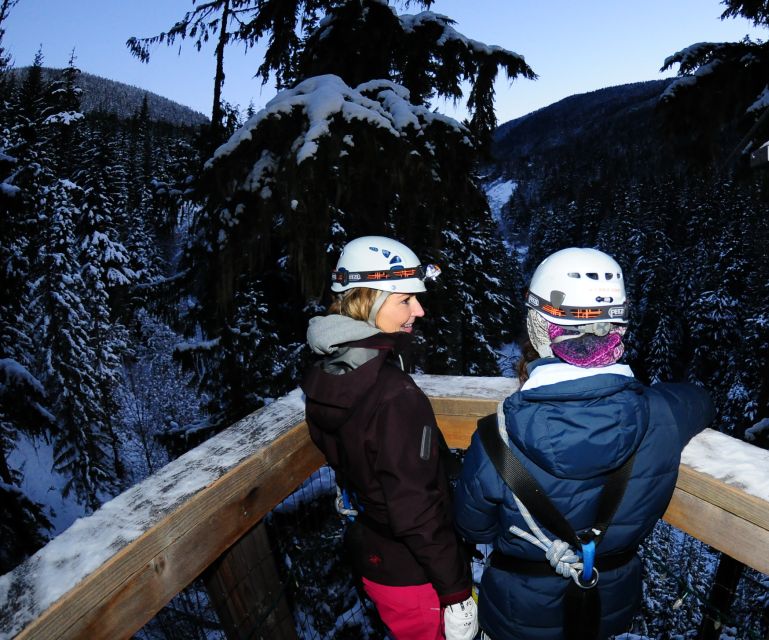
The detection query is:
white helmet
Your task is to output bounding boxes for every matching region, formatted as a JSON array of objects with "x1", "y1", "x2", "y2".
[
  {"x1": 330, "y1": 236, "x2": 440, "y2": 293},
  {"x1": 526, "y1": 247, "x2": 628, "y2": 325}
]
